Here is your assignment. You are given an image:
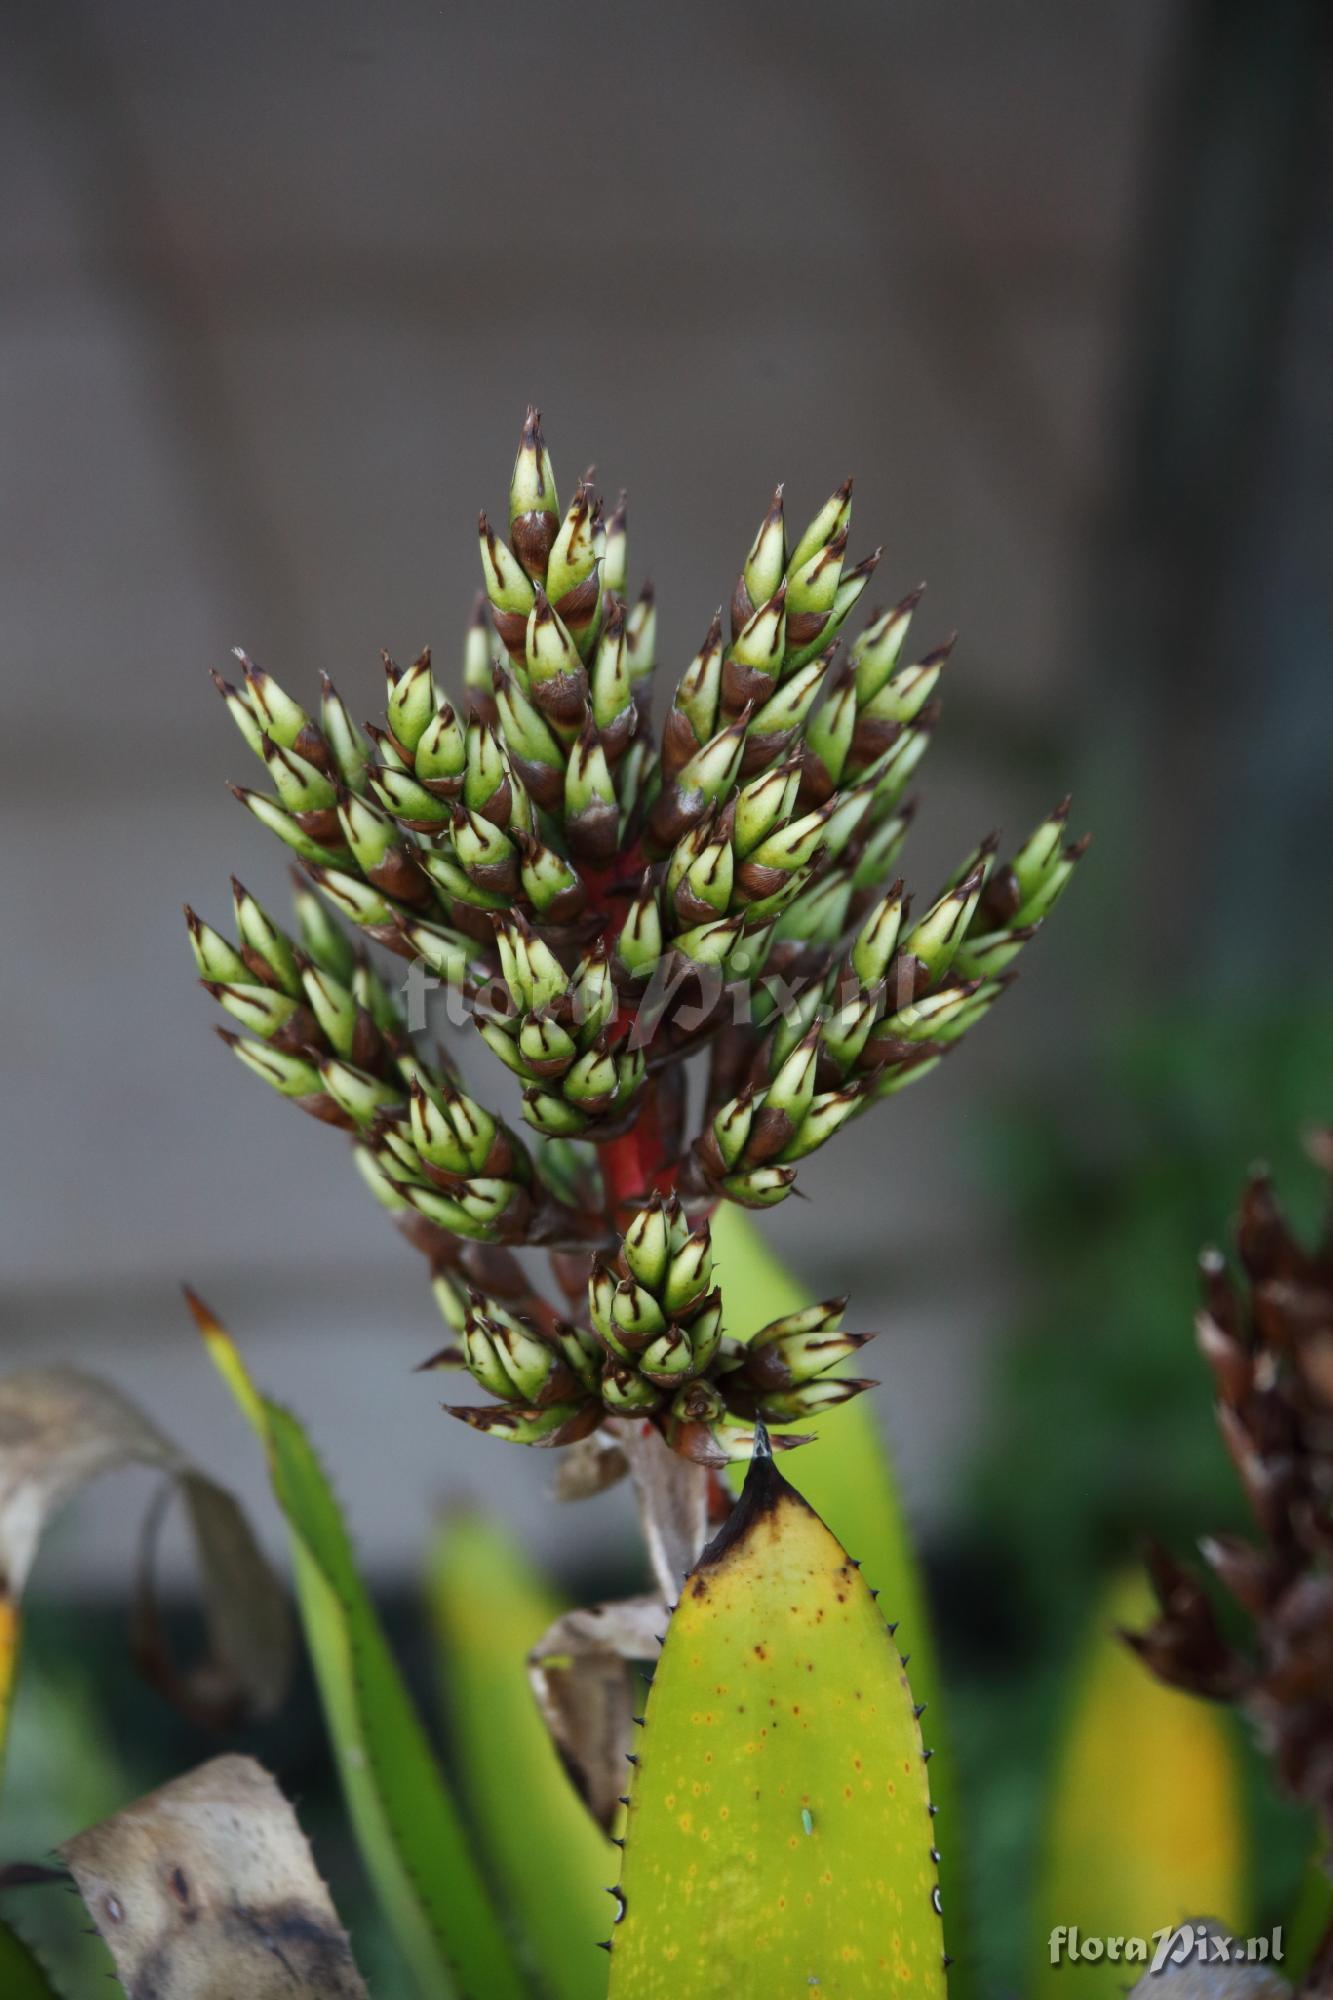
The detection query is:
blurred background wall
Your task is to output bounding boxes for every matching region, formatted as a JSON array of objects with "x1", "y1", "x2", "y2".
[
  {"x1": 3, "y1": 0, "x2": 1330, "y2": 1570},
  {"x1": 2, "y1": 0, "x2": 1331, "y2": 1940}
]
